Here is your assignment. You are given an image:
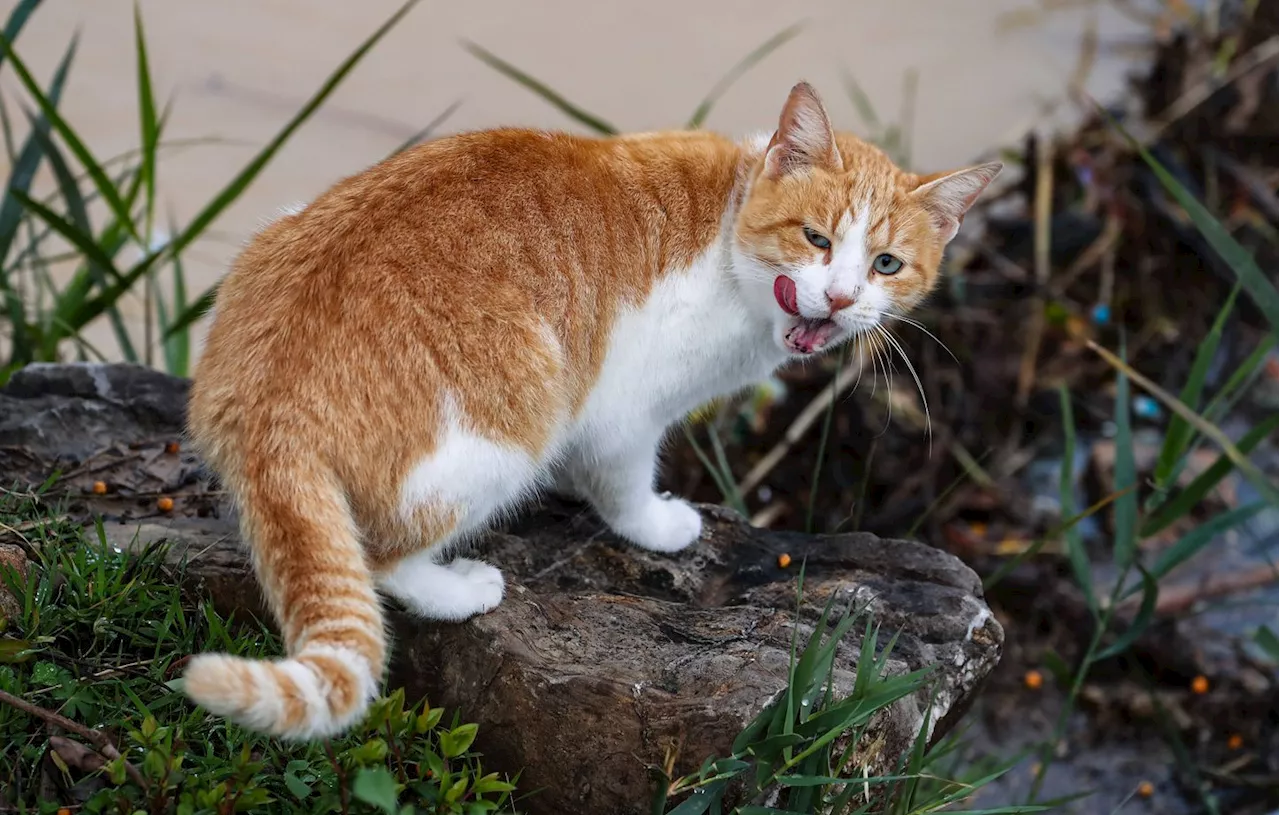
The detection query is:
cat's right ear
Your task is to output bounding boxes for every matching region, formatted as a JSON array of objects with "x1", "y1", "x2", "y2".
[{"x1": 763, "y1": 82, "x2": 841, "y2": 180}]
